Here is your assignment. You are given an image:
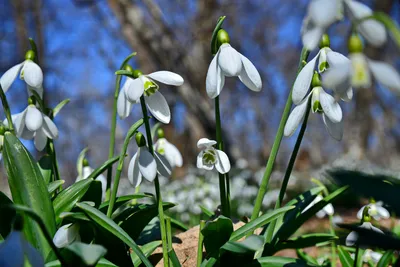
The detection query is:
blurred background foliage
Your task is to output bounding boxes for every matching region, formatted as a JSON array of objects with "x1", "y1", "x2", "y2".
[{"x1": 1, "y1": 0, "x2": 400, "y2": 222}]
